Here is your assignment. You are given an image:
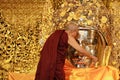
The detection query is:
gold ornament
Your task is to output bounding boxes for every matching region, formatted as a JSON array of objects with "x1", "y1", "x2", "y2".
[{"x1": 100, "y1": 16, "x2": 108, "y2": 23}]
